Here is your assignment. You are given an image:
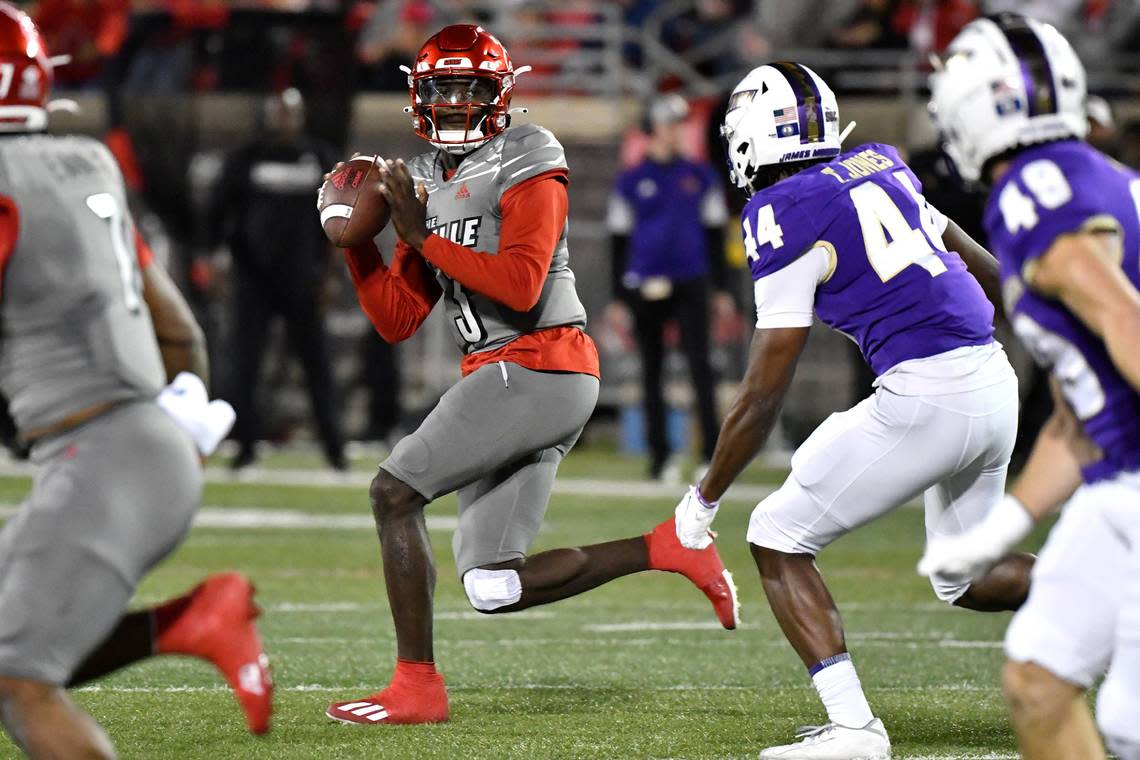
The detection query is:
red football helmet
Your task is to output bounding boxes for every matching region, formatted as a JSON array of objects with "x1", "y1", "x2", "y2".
[
  {"x1": 405, "y1": 25, "x2": 528, "y2": 154},
  {"x1": 0, "y1": 2, "x2": 51, "y2": 133}
]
